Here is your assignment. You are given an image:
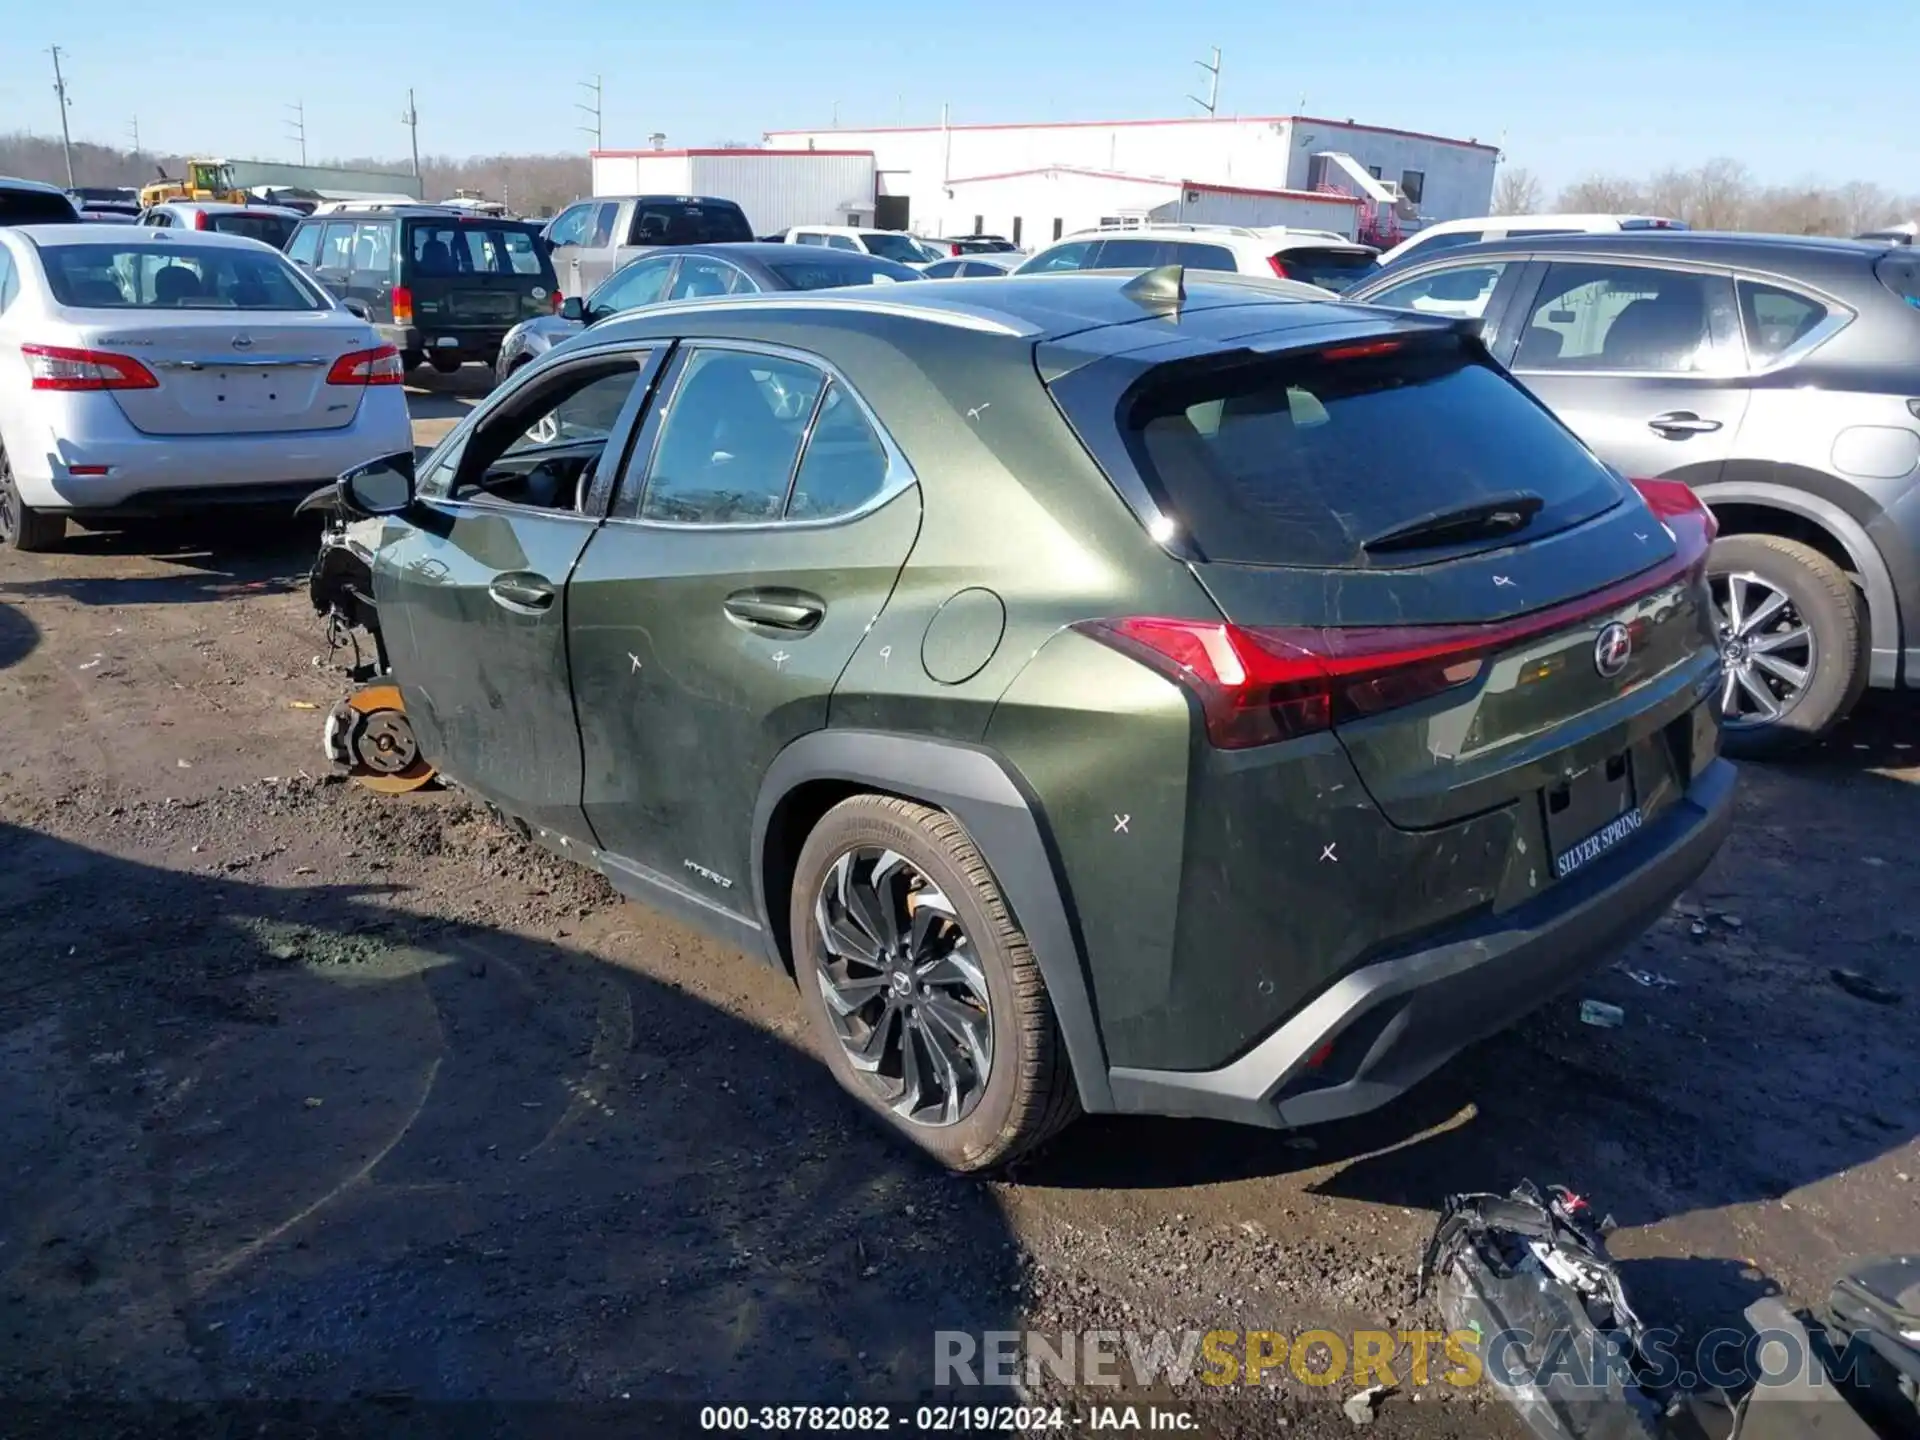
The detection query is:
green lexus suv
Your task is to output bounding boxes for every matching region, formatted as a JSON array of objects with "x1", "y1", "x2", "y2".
[{"x1": 332, "y1": 269, "x2": 1735, "y2": 1171}]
